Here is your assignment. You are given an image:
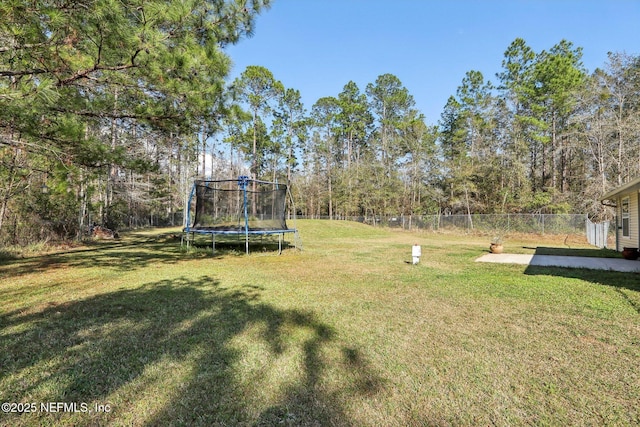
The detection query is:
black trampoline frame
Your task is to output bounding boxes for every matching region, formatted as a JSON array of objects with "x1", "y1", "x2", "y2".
[{"x1": 182, "y1": 176, "x2": 298, "y2": 254}]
